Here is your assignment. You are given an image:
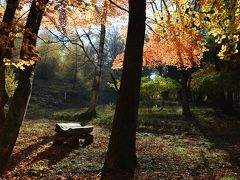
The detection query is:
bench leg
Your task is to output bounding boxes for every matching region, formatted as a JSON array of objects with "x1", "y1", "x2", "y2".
[
  {"x1": 82, "y1": 134, "x2": 93, "y2": 147},
  {"x1": 68, "y1": 137, "x2": 79, "y2": 147},
  {"x1": 53, "y1": 135, "x2": 64, "y2": 146}
]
